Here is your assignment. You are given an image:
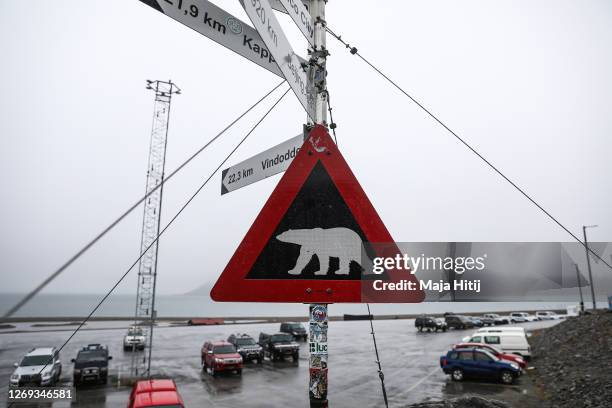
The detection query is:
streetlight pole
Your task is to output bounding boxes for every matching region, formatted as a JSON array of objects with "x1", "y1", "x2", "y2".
[
  {"x1": 574, "y1": 264, "x2": 584, "y2": 313},
  {"x1": 582, "y1": 225, "x2": 598, "y2": 310}
]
